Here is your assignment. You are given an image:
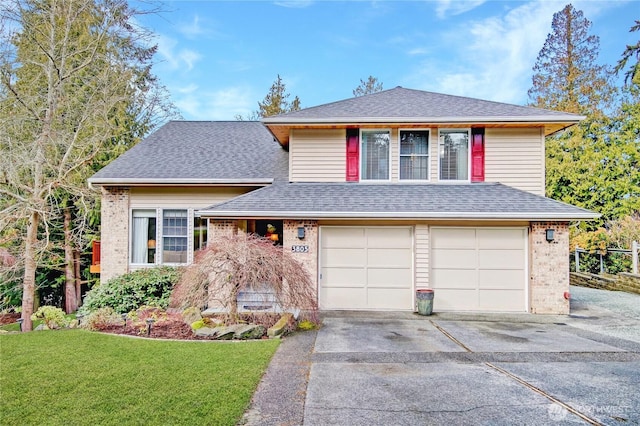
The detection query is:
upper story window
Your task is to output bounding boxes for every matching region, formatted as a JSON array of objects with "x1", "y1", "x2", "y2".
[
  {"x1": 399, "y1": 130, "x2": 429, "y2": 180},
  {"x1": 439, "y1": 129, "x2": 470, "y2": 181},
  {"x1": 360, "y1": 130, "x2": 390, "y2": 180}
]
